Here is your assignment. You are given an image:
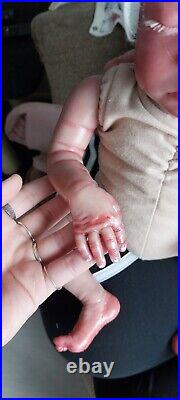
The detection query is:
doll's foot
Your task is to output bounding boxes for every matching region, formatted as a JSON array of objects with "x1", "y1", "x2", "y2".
[{"x1": 54, "y1": 292, "x2": 120, "y2": 353}]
